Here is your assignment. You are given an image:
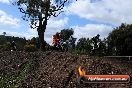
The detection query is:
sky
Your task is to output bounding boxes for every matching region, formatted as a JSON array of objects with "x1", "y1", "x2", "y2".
[{"x1": 0, "y1": 0, "x2": 132, "y2": 44}]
